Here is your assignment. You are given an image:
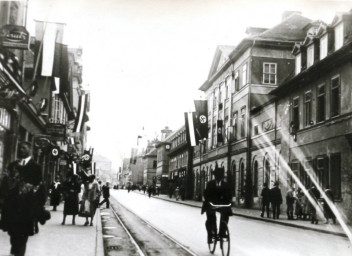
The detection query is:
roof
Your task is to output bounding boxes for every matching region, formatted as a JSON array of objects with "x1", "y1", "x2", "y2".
[
  {"x1": 249, "y1": 14, "x2": 311, "y2": 42},
  {"x1": 200, "y1": 14, "x2": 312, "y2": 91}
]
